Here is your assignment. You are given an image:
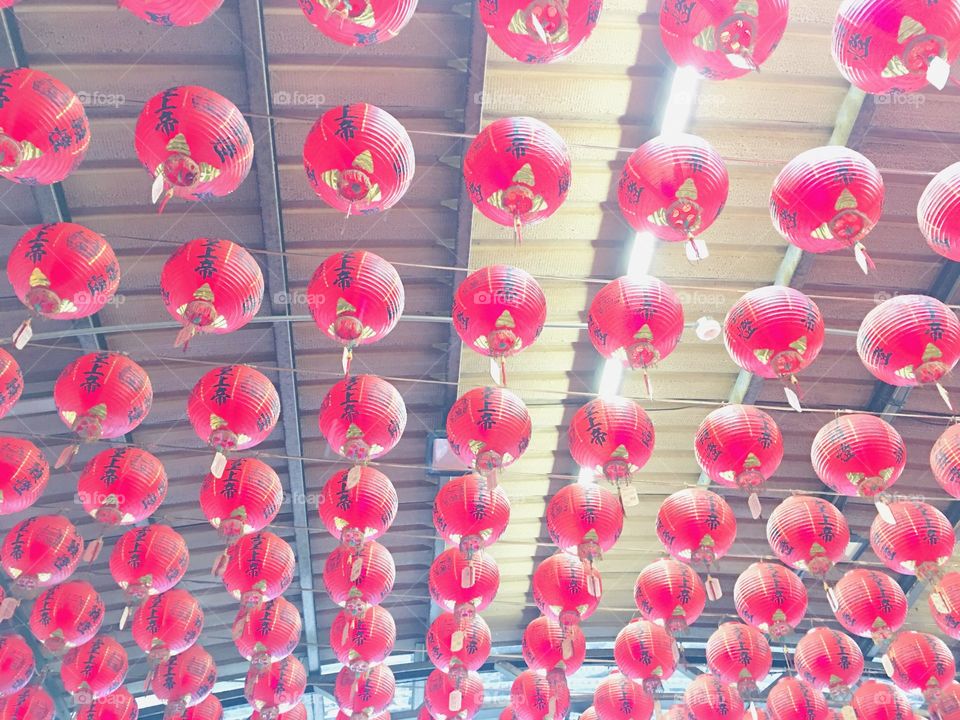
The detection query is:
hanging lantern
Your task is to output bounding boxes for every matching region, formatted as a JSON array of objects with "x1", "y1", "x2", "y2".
[
  {"x1": 695, "y1": 404, "x2": 783, "y2": 511},
  {"x1": 546, "y1": 483, "x2": 624, "y2": 565},
  {"x1": 480, "y1": 0, "x2": 601, "y2": 62},
  {"x1": 452, "y1": 265, "x2": 547, "y2": 384},
  {"x1": 832, "y1": 0, "x2": 960, "y2": 94},
  {"x1": 233, "y1": 596, "x2": 302, "y2": 666},
  {"x1": 319, "y1": 374, "x2": 406, "y2": 462},
  {"x1": 663, "y1": 707, "x2": 686, "y2": 720},
  {"x1": 334, "y1": 665, "x2": 395, "y2": 717},
  {"x1": 53, "y1": 352, "x2": 152, "y2": 464},
  {"x1": 521, "y1": 616, "x2": 586, "y2": 679},
  {"x1": 832, "y1": 569, "x2": 907, "y2": 642},
  {"x1": 732, "y1": 562, "x2": 807, "y2": 639},
  {"x1": 618, "y1": 133, "x2": 729, "y2": 260},
  {"x1": 433, "y1": 472, "x2": 511, "y2": 557},
  {"x1": 0, "y1": 437, "x2": 47, "y2": 516},
  {"x1": 463, "y1": 116, "x2": 571, "y2": 244},
  {"x1": 150, "y1": 644, "x2": 217, "y2": 720},
  {"x1": 918, "y1": 161, "x2": 960, "y2": 261},
  {"x1": 684, "y1": 673, "x2": 745, "y2": 720},
  {"x1": 705, "y1": 622, "x2": 772, "y2": 697},
  {"x1": 221, "y1": 531, "x2": 295, "y2": 607},
  {"x1": 659, "y1": 0, "x2": 788, "y2": 78},
  {"x1": 424, "y1": 668, "x2": 485, "y2": 720},
  {"x1": 0, "y1": 687, "x2": 55, "y2": 720},
  {"x1": 323, "y1": 540, "x2": 395, "y2": 615},
  {"x1": 427, "y1": 612, "x2": 492, "y2": 677},
  {"x1": 429, "y1": 548, "x2": 500, "y2": 621},
  {"x1": 766, "y1": 495, "x2": 850, "y2": 578},
  {"x1": 331, "y1": 605, "x2": 396, "y2": 672},
  {"x1": 182, "y1": 696, "x2": 222, "y2": 720},
  {"x1": 306, "y1": 251, "x2": 405, "y2": 375},
  {"x1": 78, "y1": 447, "x2": 167, "y2": 526},
  {"x1": 932, "y1": 682, "x2": 960, "y2": 720},
  {"x1": 119, "y1": 0, "x2": 223, "y2": 25},
  {"x1": 811, "y1": 414, "x2": 905, "y2": 499},
  {"x1": 930, "y1": 424, "x2": 960, "y2": 497},
  {"x1": 766, "y1": 677, "x2": 828, "y2": 720},
  {"x1": 851, "y1": 680, "x2": 913, "y2": 720},
  {"x1": 0, "y1": 515, "x2": 83, "y2": 593},
  {"x1": 29, "y1": 580, "x2": 104, "y2": 654},
  {"x1": 884, "y1": 631, "x2": 956, "y2": 704},
  {"x1": 131, "y1": 589, "x2": 204, "y2": 669},
  {"x1": 318, "y1": 466, "x2": 397, "y2": 548},
  {"x1": 615, "y1": 619, "x2": 680, "y2": 694},
  {"x1": 258, "y1": 707, "x2": 305, "y2": 720},
  {"x1": 929, "y1": 571, "x2": 960, "y2": 639},
  {"x1": 135, "y1": 86, "x2": 253, "y2": 211},
  {"x1": 870, "y1": 500, "x2": 955, "y2": 580},
  {"x1": 298, "y1": 0, "x2": 417, "y2": 45},
  {"x1": 724, "y1": 286, "x2": 825, "y2": 409},
  {"x1": 109, "y1": 524, "x2": 189, "y2": 604},
  {"x1": 513, "y1": 669, "x2": 570, "y2": 720},
  {"x1": 188, "y1": 364, "x2": 280, "y2": 477},
  {"x1": 770, "y1": 146, "x2": 885, "y2": 273},
  {"x1": 244, "y1": 656, "x2": 307, "y2": 718},
  {"x1": 794, "y1": 627, "x2": 864, "y2": 696},
  {"x1": 0, "y1": 635, "x2": 33, "y2": 697},
  {"x1": 75, "y1": 687, "x2": 138, "y2": 720},
  {"x1": 0, "y1": 351, "x2": 20, "y2": 419},
  {"x1": 0, "y1": 67, "x2": 90, "y2": 185},
  {"x1": 857, "y1": 294, "x2": 960, "y2": 409},
  {"x1": 445, "y1": 386, "x2": 531, "y2": 480},
  {"x1": 160, "y1": 237, "x2": 263, "y2": 348},
  {"x1": 200, "y1": 457, "x2": 283, "y2": 541},
  {"x1": 60, "y1": 635, "x2": 129, "y2": 703},
  {"x1": 532, "y1": 552, "x2": 601, "y2": 629},
  {"x1": 634, "y1": 558, "x2": 707, "y2": 633}
]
